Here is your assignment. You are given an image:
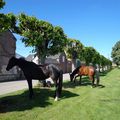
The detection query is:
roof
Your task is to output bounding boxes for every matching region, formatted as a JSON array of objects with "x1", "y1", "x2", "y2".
[
  {"x1": 46, "y1": 53, "x2": 61, "y2": 59},
  {"x1": 16, "y1": 53, "x2": 25, "y2": 58},
  {"x1": 8, "y1": 30, "x2": 17, "y2": 41},
  {"x1": 26, "y1": 54, "x2": 35, "y2": 61},
  {"x1": 0, "y1": 30, "x2": 16, "y2": 41},
  {"x1": 46, "y1": 52, "x2": 66, "y2": 59}
]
